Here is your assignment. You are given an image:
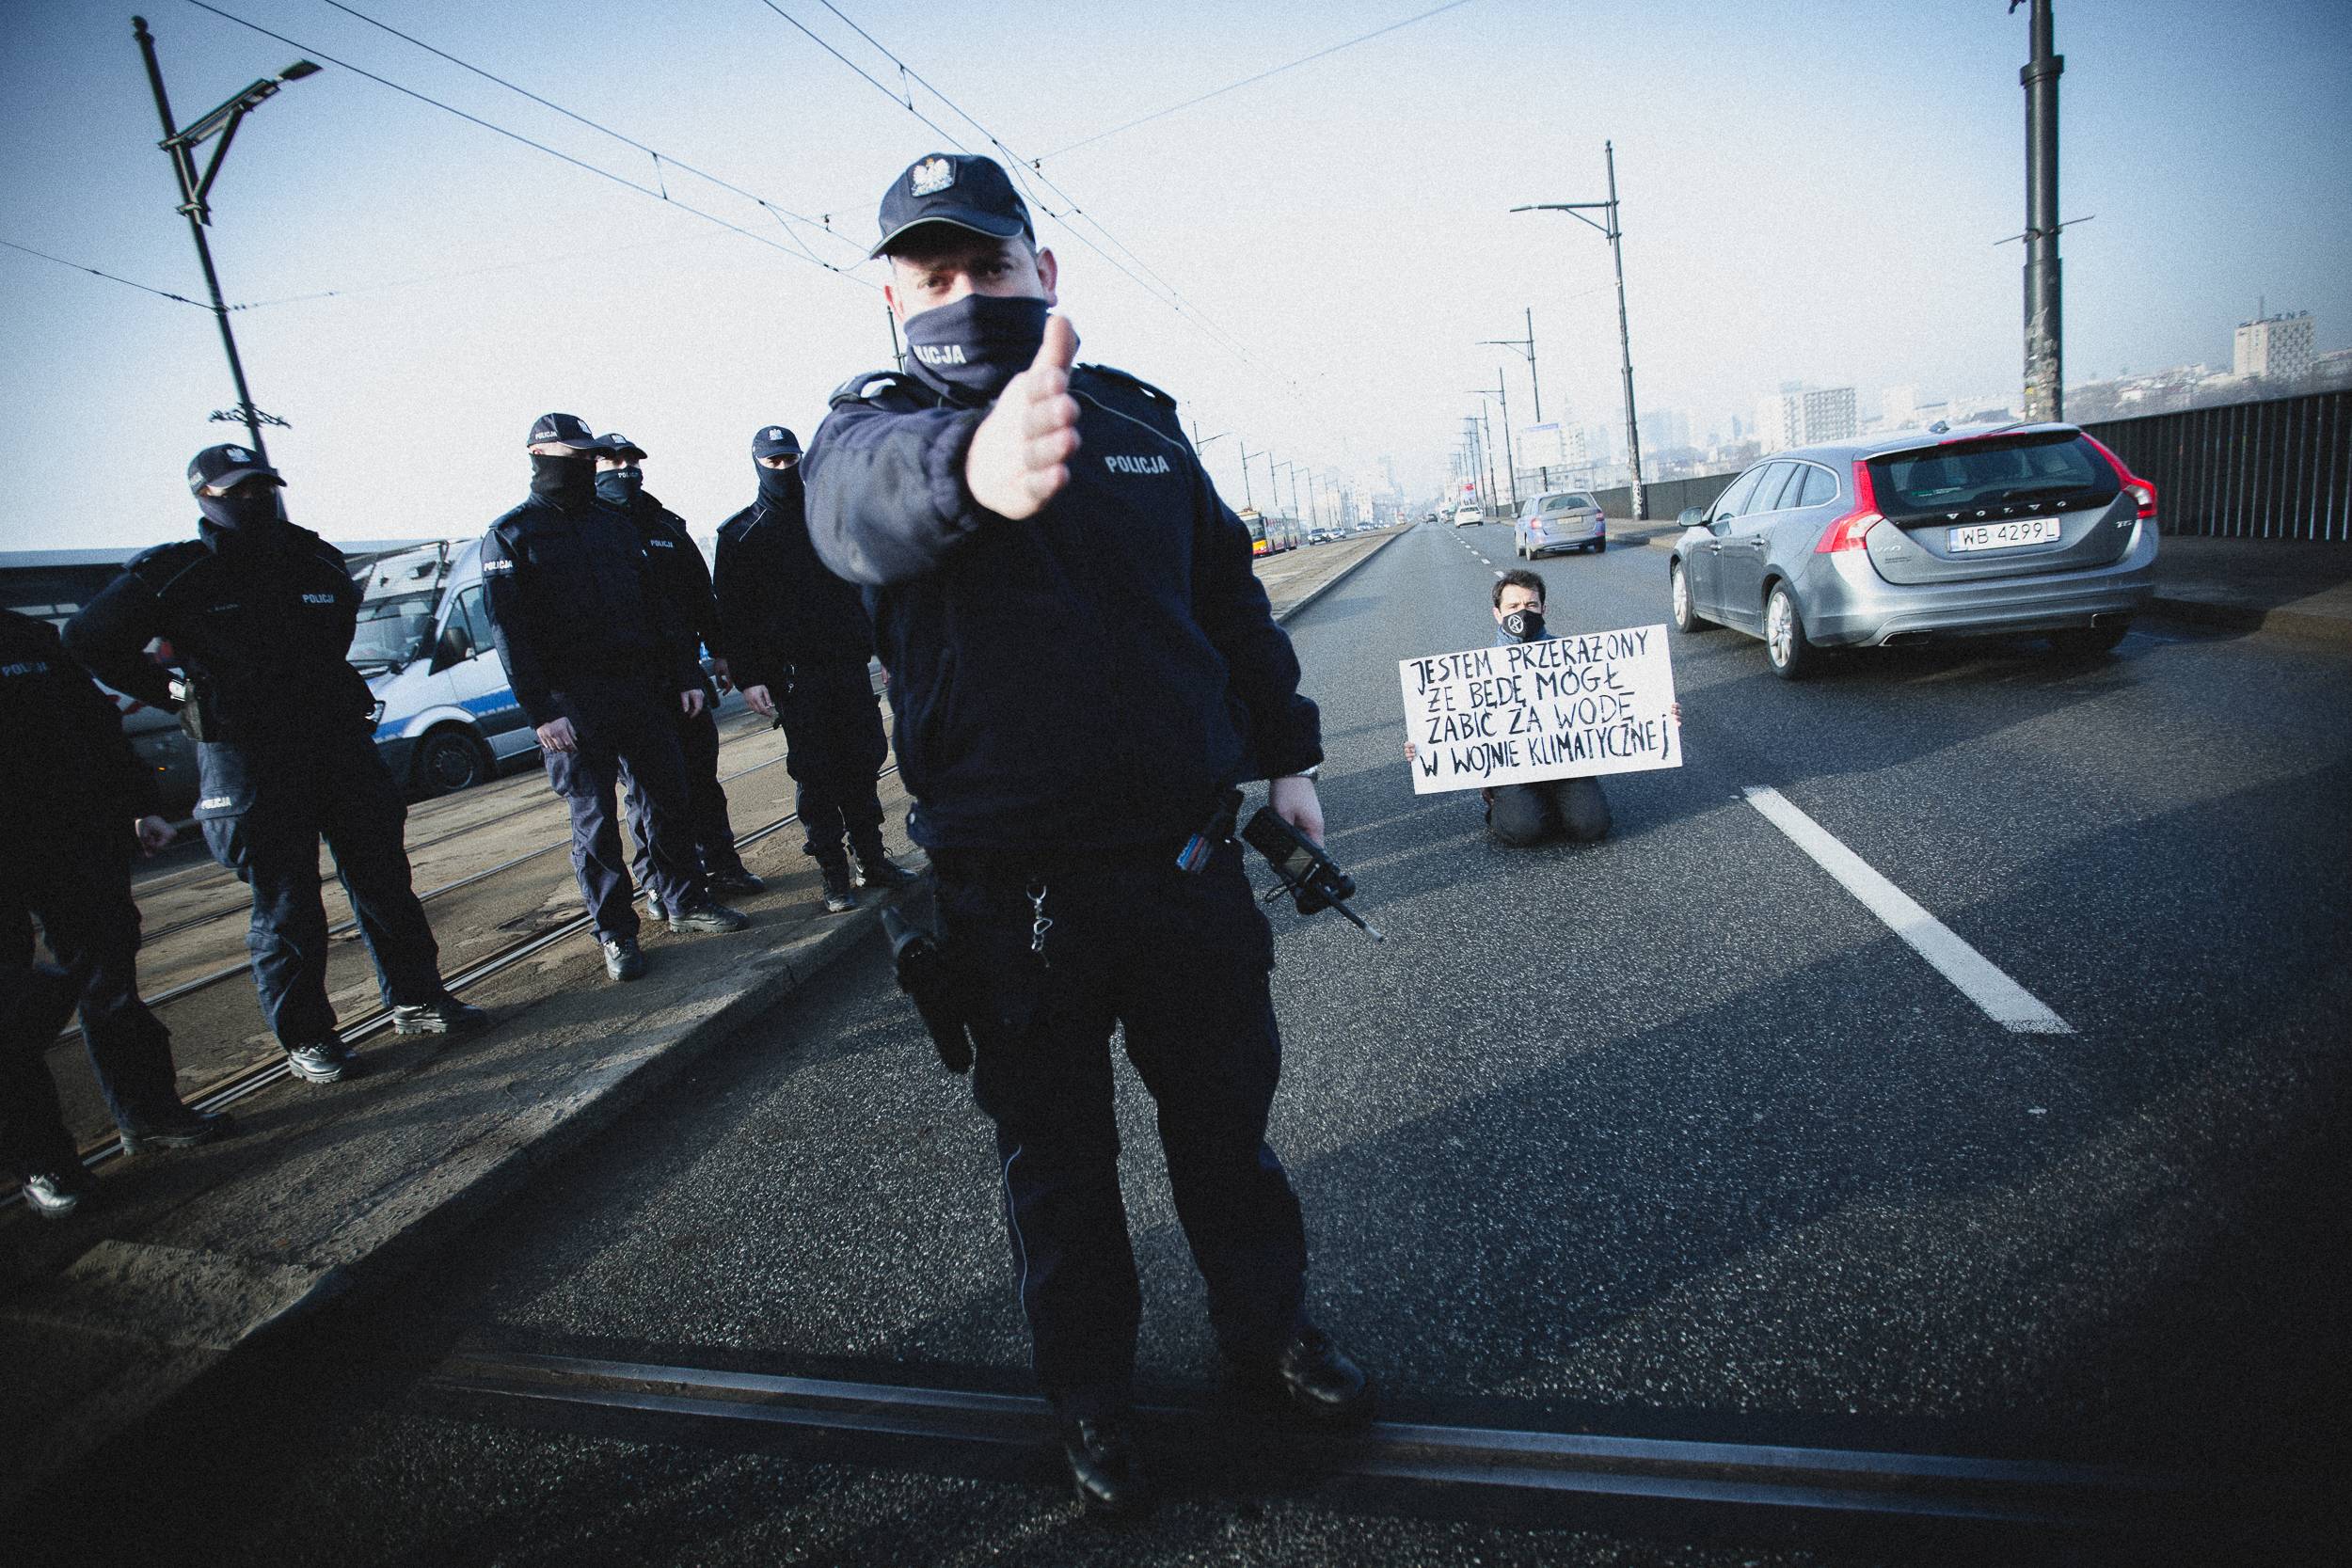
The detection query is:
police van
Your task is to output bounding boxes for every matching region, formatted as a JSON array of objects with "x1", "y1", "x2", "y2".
[{"x1": 354, "y1": 540, "x2": 535, "y2": 794}]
